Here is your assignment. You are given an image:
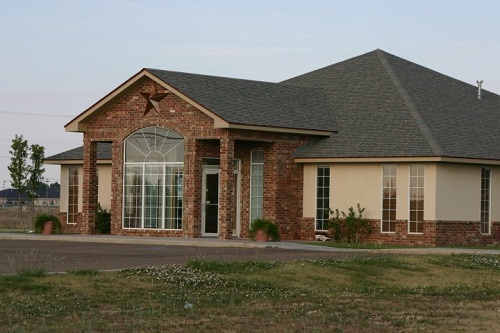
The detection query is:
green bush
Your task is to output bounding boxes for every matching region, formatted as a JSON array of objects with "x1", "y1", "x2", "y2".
[
  {"x1": 96, "y1": 203, "x2": 111, "y2": 234},
  {"x1": 34, "y1": 214, "x2": 61, "y2": 234},
  {"x1": 328, "y1": 204, "x2": 371, "y2": 243},
  {"x1": 249, "y1": 218, "x2": 281, "y2": 241}
]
